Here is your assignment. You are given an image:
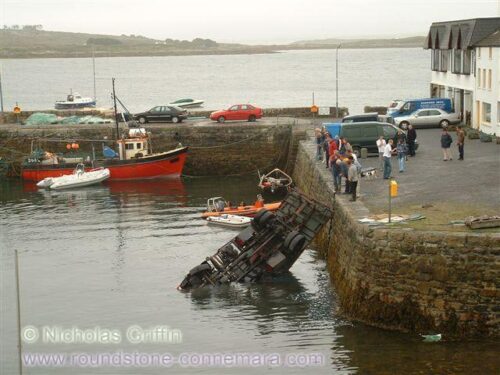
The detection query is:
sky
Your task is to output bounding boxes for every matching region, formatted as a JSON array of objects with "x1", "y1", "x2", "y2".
[{"x1": 1, "y1": 0, "x2": 499, "y2": 44}]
